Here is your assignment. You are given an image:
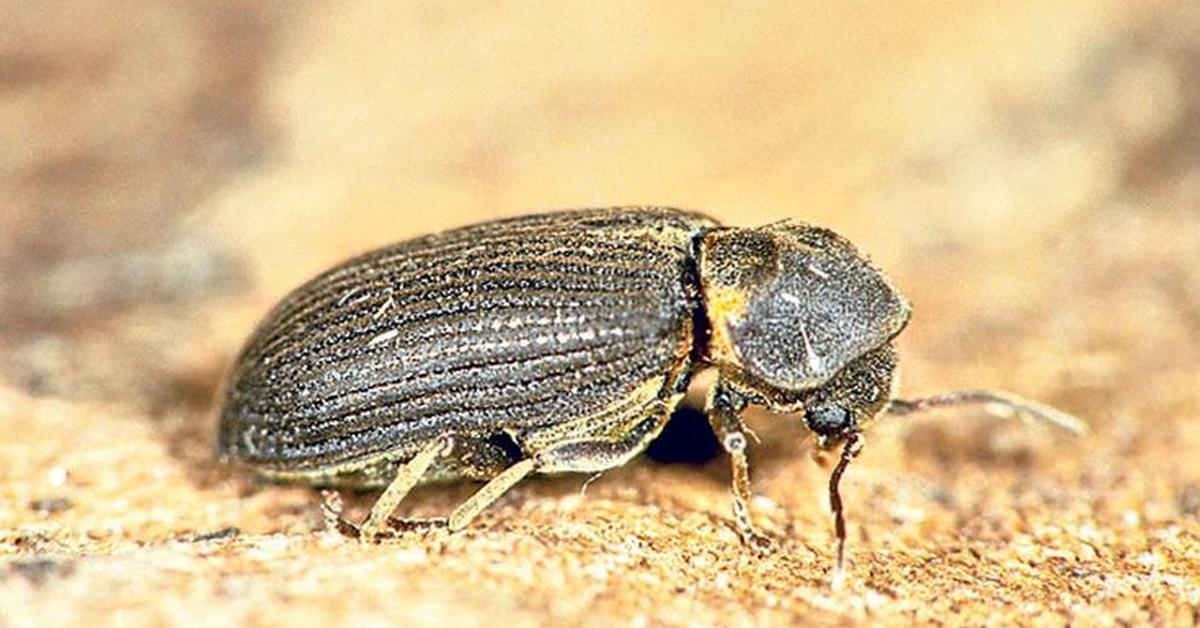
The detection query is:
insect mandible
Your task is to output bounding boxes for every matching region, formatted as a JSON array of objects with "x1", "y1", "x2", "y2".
[{"x1": 218, "y1": 207, "x2": 1084, "y2": 567}]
